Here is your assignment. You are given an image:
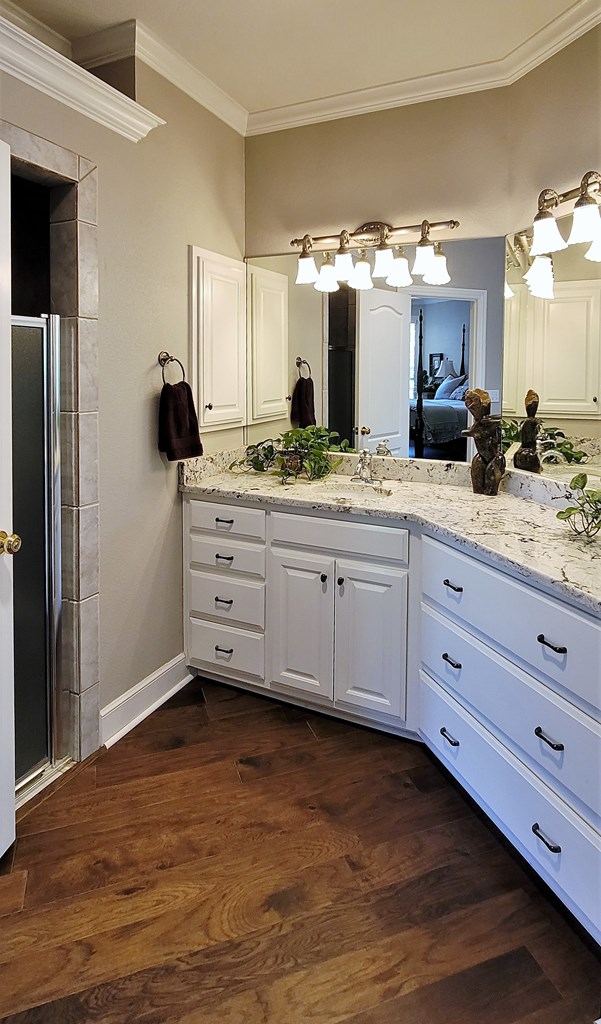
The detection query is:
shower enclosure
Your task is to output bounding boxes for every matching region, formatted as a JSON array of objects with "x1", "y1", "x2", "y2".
[{"x1": 11, "y1": 315, "x2": 61, "y2": 787}]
